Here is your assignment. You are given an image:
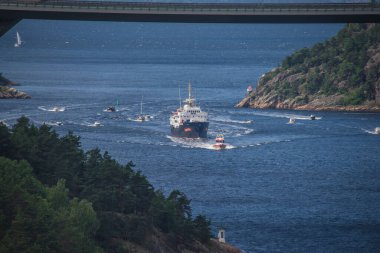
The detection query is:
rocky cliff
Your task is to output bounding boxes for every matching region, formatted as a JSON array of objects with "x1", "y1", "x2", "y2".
[
  {"x1": 236, "y1": 23, "x2": 380, "y2": 112},
  {"x1": 0, "y1": 86, "x2": 30, "y2": 99},
  {"x1": 119, "y1": 237, "x2": 241, "y2": 253}
]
